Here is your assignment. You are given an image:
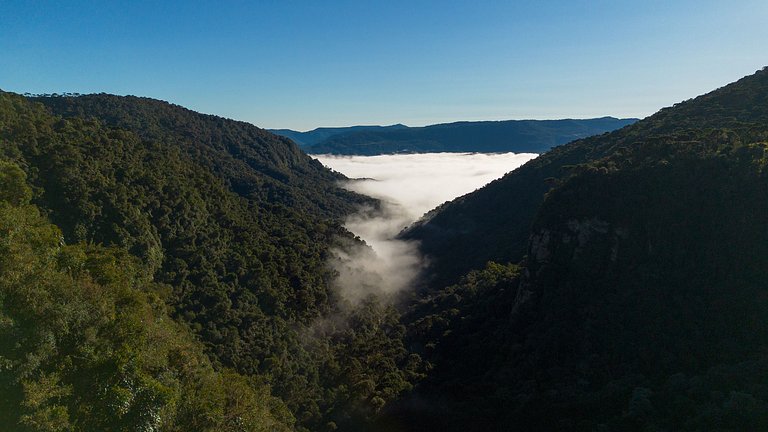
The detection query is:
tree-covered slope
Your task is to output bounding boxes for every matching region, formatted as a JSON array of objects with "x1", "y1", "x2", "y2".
[
  {"x1": 302, "y1": 117, "x2": 637, "y2": 155},
  {"x1": 403, "y1": 67, "x2": 768, "y2": 287},
  {"x1": 32, "y1": 93, "x2": 369, "y2": 219},
  {"x1": 0, "y1": 161, "x2": 294, "y2": 431},
  {"x1": 0, "y1": 92, "x2": 417, "y2": 431},
  {"x1": 390, "y1": 67, "x2": 768, "y2": 431},
  {"x1": 7, "y1": 67, "x2": 768, "y2": 431},
  {"x1": 396, "y1": 137, "x2": 768, "y2": 432}
]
